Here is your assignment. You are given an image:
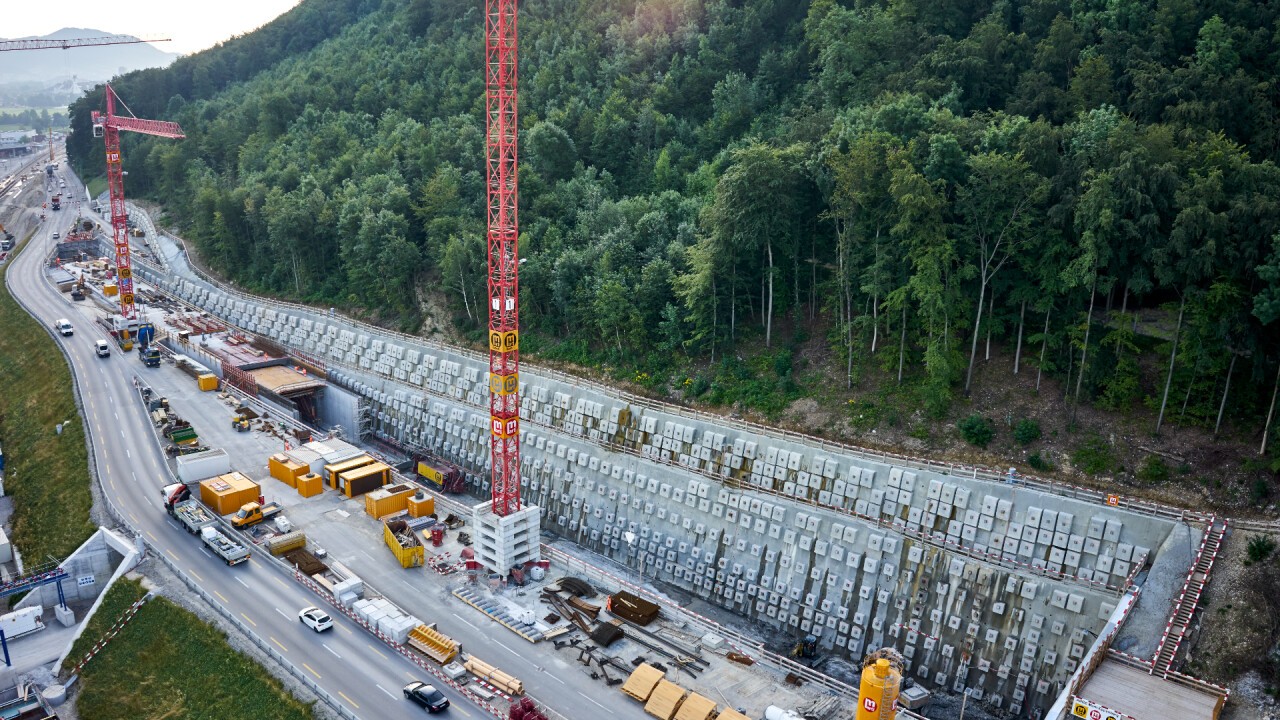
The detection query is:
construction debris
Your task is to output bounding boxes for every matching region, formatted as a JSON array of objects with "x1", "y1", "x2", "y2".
[{"x1": 608, "y1": 591, "x2": 659, "y2": 625}]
